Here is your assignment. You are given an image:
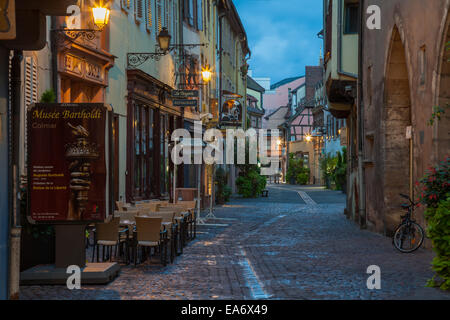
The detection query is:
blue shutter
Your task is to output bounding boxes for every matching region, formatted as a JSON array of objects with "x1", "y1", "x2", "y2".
[{"x1": 197, "y1": 0, "x2": 203, "y2": 31}]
